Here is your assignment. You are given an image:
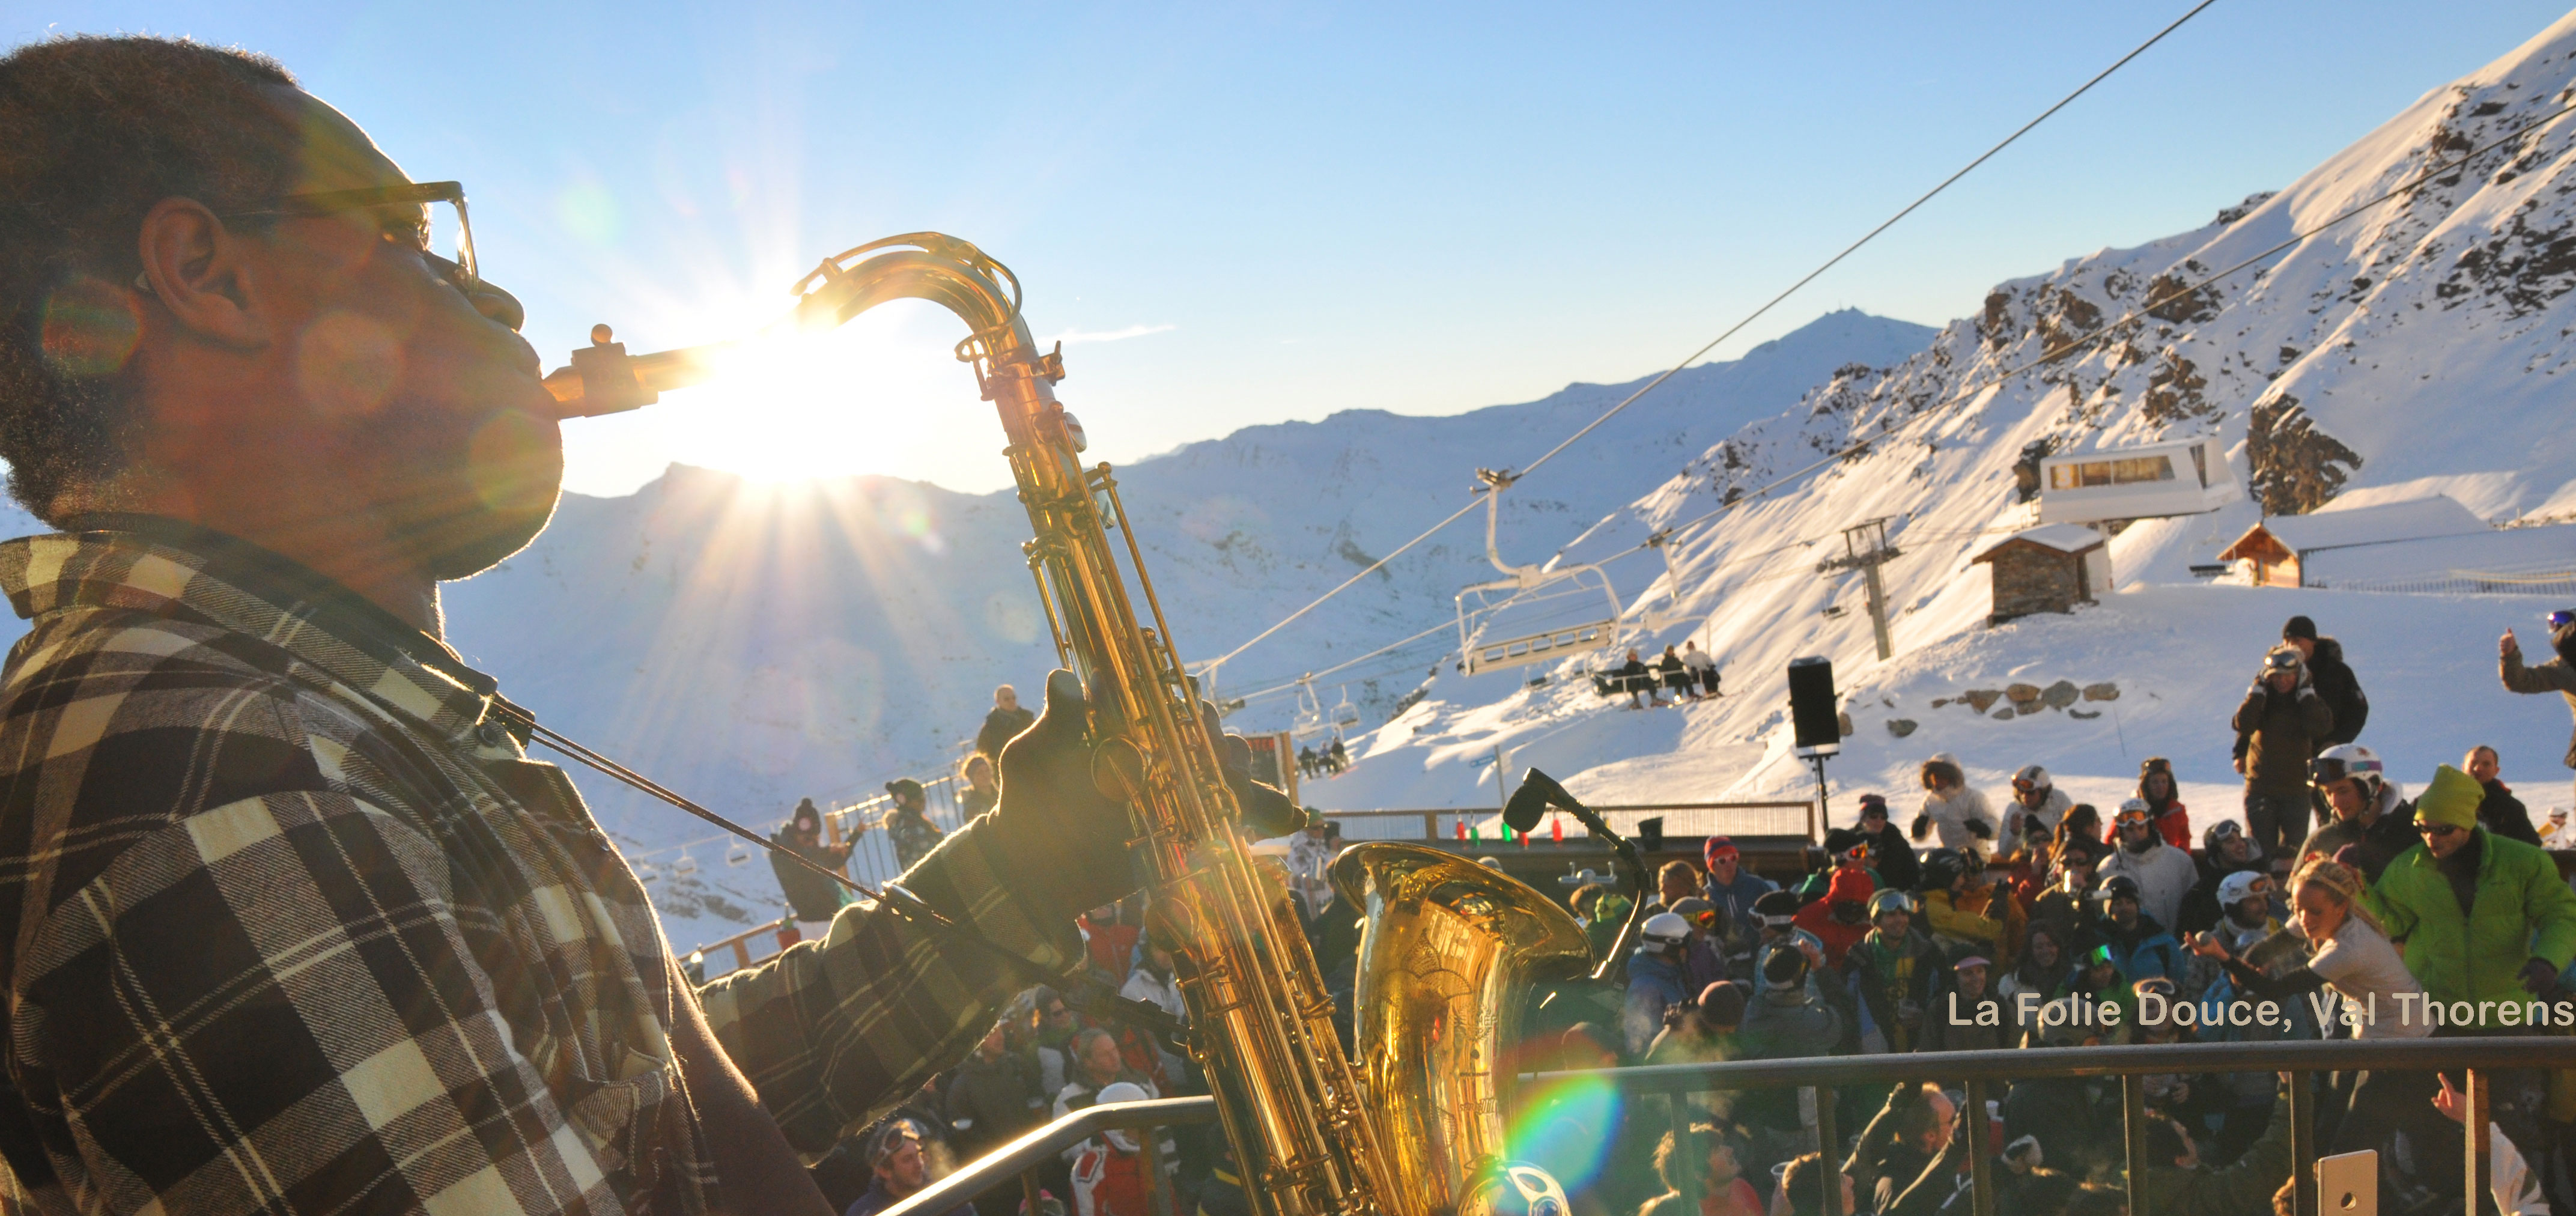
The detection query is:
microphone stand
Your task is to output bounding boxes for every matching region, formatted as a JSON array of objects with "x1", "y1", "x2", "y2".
[{"x1": 1505, "y1": 768, "x2": 1650, "y2": 983}]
